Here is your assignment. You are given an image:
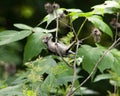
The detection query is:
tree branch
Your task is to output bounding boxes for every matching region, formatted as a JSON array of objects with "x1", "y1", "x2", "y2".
[
  {"x1": 66, "y1": 41, "x2": 79, "y2": 96},
  {"x1": 77, "y1": 18, "x2": 87, "y2": 36},
  {"x1": 55, "y1": 10, "x2": 59, "y2": 43},
  {"x1": 70, "y1": 37, "x2": 120, "y2": 95}
]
